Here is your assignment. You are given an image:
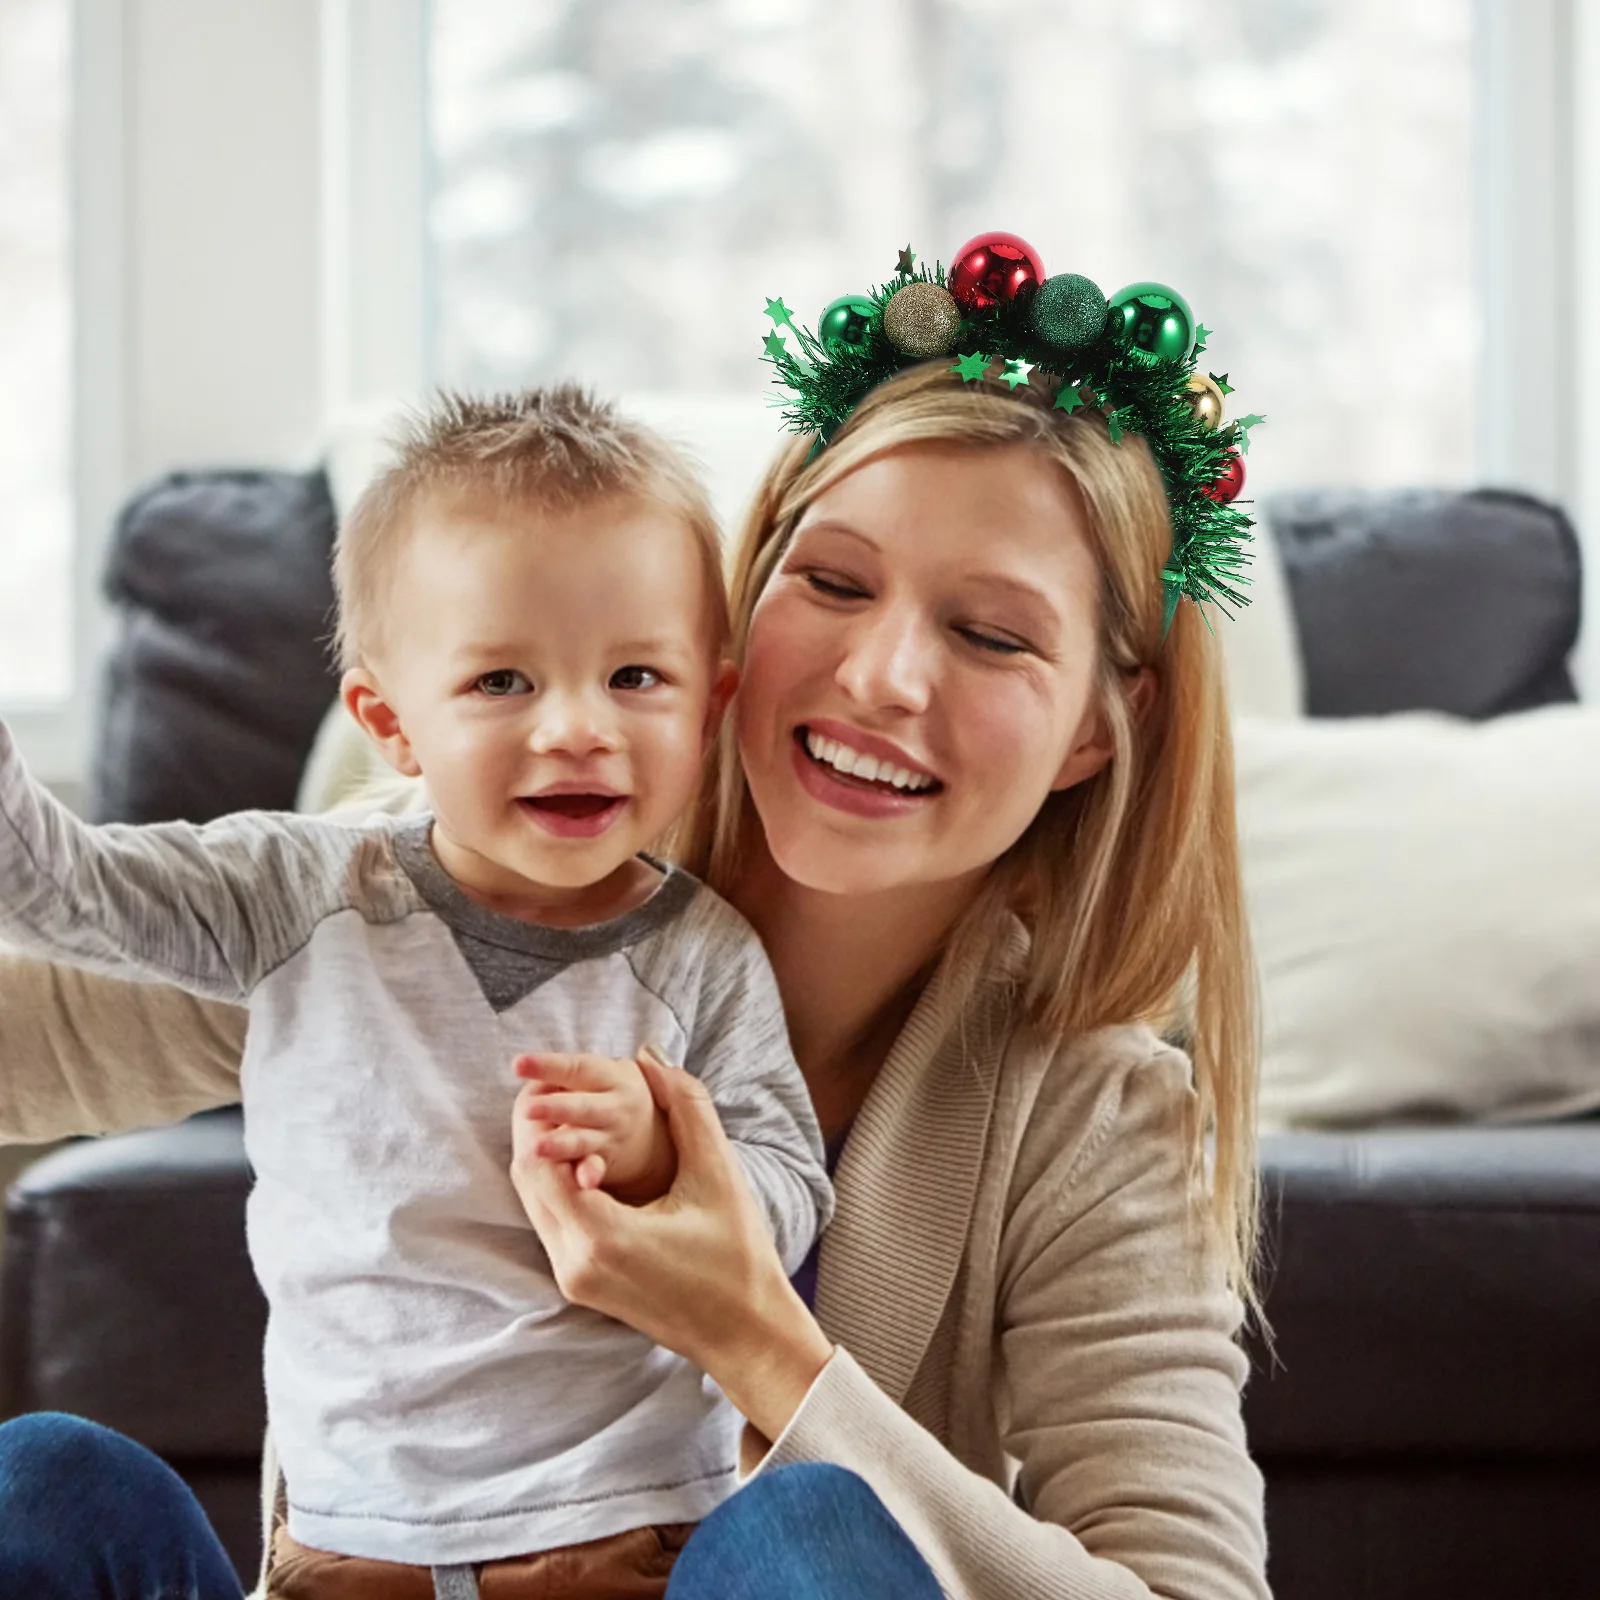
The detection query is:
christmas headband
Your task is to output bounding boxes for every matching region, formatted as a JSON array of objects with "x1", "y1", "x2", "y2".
[{"x1": 760, "y1": 231, "x2": 1262, "y2": 635}]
